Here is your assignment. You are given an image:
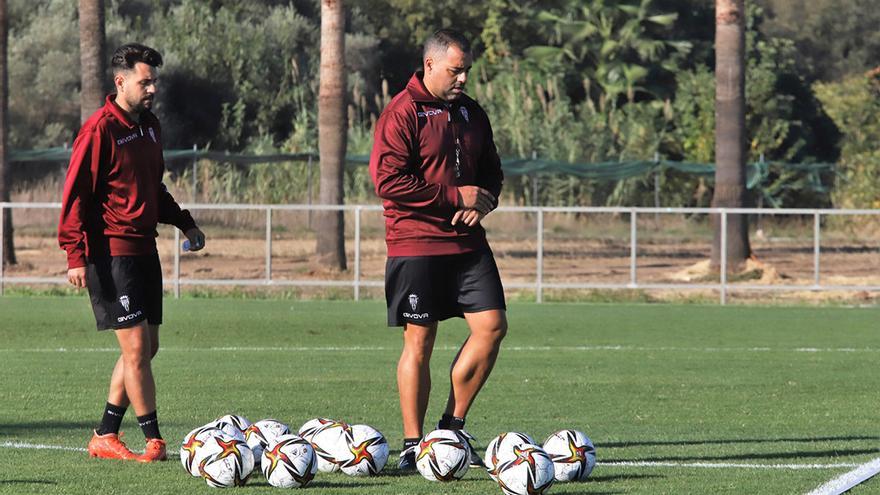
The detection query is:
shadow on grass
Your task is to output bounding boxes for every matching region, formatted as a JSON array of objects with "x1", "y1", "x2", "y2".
[
  {"x1": 600, "y1": 435, "x2": 880, "y2": 449},
  {"x1": 247, "y1": 480, "x2": 389, "y2": 489},
  {"x1": 0, "y1": 480, "x2": 57, "y2": 485}
]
